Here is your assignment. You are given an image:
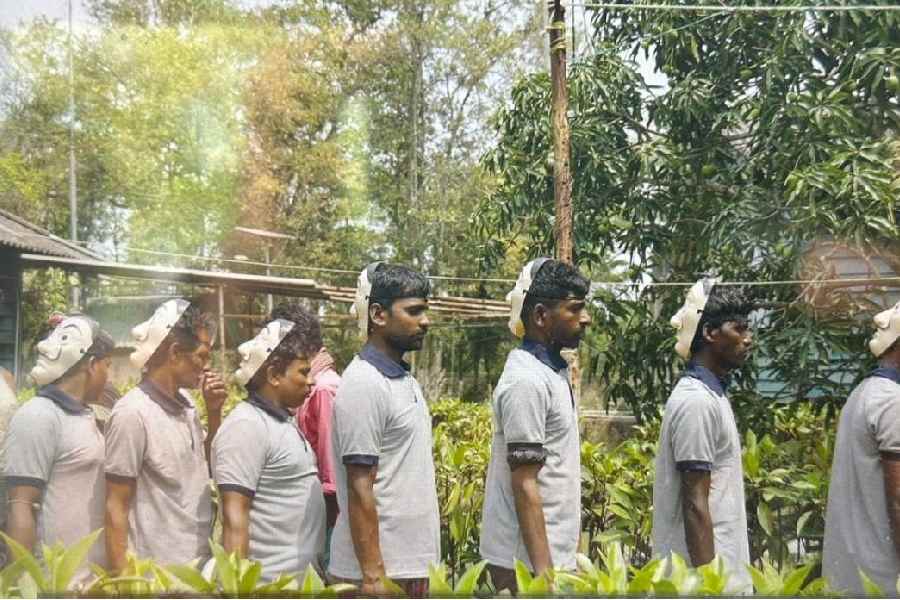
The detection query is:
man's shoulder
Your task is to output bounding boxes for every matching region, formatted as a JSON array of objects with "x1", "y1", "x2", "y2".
[
  {"x1": 10, "y1": 395, "x2": 61, "y2": 425},
  {"x1": 218, "y1": 402, "x2": 268, "y2": 437},
  {"x1": 338, "y1": 357, "x2": 389, "y2": 391},
  {"x1": 665, "y1": 377, "x2": 721, "y2": 413}
]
